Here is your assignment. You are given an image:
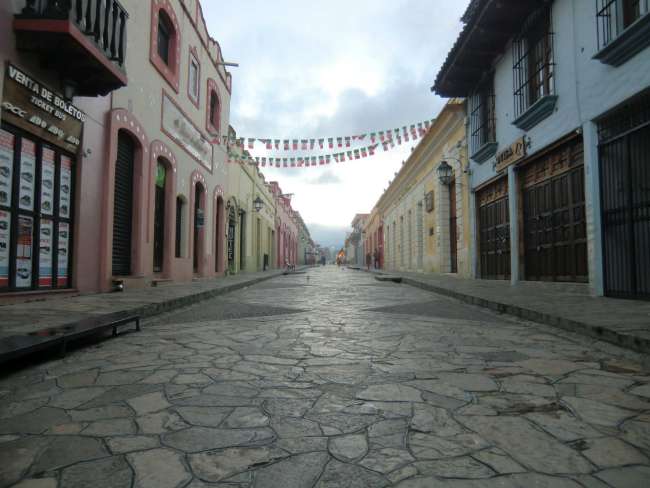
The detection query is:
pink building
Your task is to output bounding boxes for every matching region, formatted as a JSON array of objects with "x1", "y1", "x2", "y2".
[
  {"x1": 1, "y1": 0, "x2": 233, "y2": 299},
  {"x1": 269, "y1": 182, "x2": 298, "y2": 268}
]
